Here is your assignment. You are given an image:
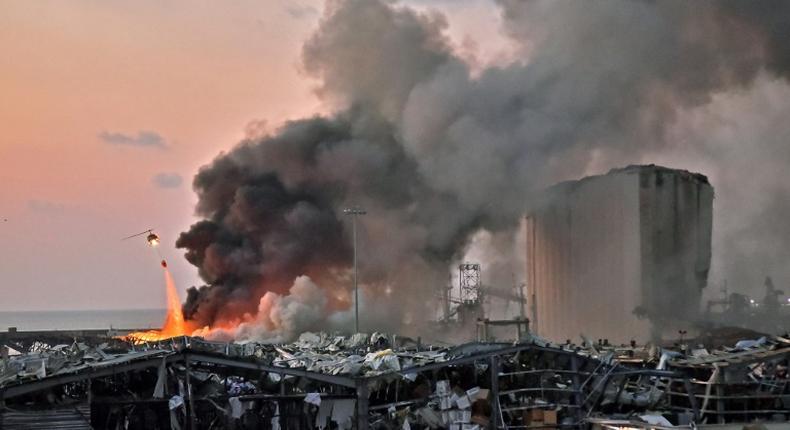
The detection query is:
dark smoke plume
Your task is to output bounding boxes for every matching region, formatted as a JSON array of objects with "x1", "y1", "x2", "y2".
[{"x1": 177, "y1": 0, "x2": 790, "y2": 338}]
